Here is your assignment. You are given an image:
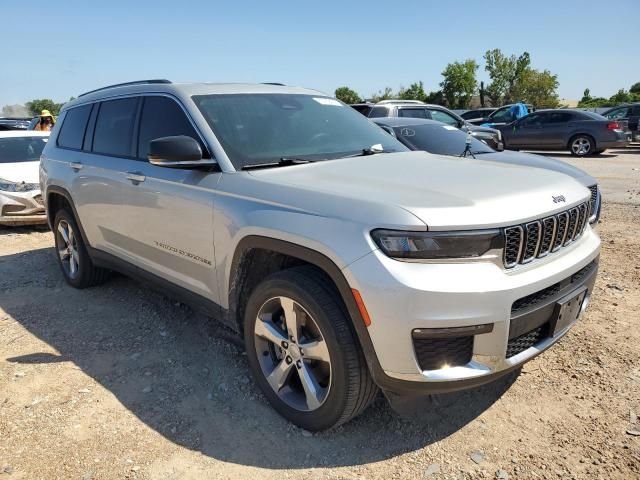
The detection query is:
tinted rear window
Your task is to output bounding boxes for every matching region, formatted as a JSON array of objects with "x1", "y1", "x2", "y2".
[
  {"x1": 137, "y1": 96, "x2": 204, "y2": 159},
  {"x1": 398, "y1": 108, "x2": 428, "y2": 119},
  {"x1": 0, "y1": 136, "x2": 48, "y2": 163},
  {"x1": 93, "y1": 98, "x2": 138, "y2": 157},
  {"x1": 368, "y1": 106, "x2": 389, "y2": 118},
  {"x1": 57, "y1": 105, "x2": 92, "y2": 150}
]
